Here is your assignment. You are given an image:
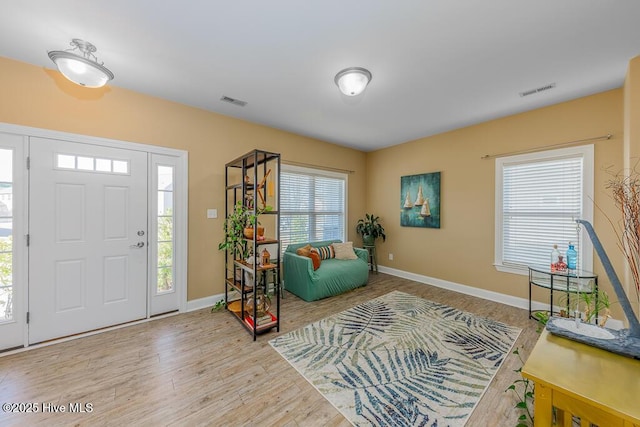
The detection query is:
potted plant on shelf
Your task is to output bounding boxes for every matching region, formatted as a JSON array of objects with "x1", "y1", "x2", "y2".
[
  {"x1": 218, "y1": 201, "x2": 254, "y2": 260},
  {"x1": 242, "y1": 204, "x2": 272, "y2": 241},
  {"x1": 219, "y1": 201, "x2": 274, "y2": 261},
  {"x1": 356, "y1": 213, "x2": 386, "y2": 246}
]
